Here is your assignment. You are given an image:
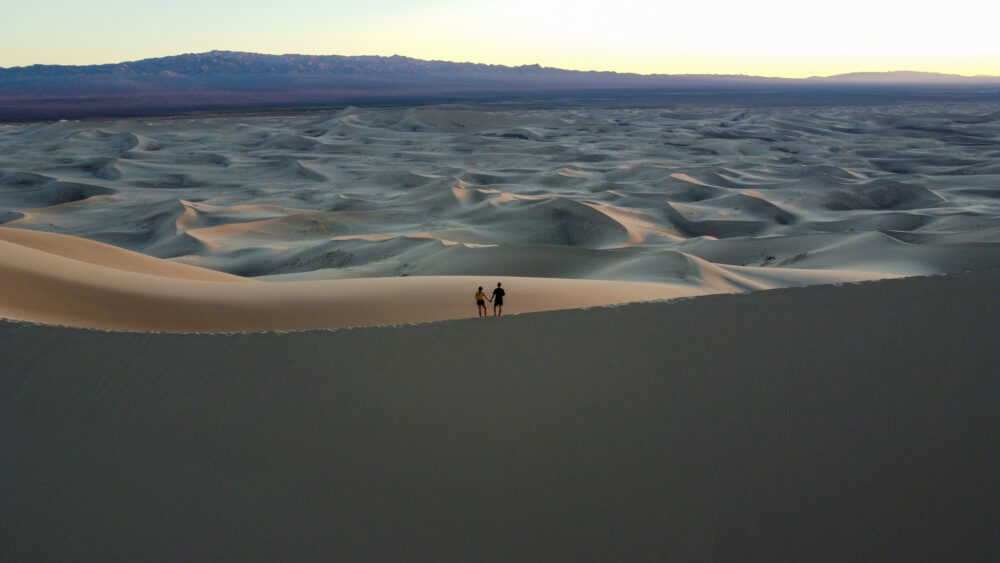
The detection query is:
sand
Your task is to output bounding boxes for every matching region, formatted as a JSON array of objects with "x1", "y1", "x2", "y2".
[
  {"x1": 2, "y1": 270, "x2": 999, "y2": 560},
  {"x1": 3, "y1": 104, "x2": 1000, "y2": 330},
  {"x1": 0, "y1": 226, "x2": 885, "y2": 331},
  {"x1": 2, "y1": 103, "x2": 1000, "y2": 558},
  {"x1": 2, "y1": 105, "x2": 1000, "y2": 289}
]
